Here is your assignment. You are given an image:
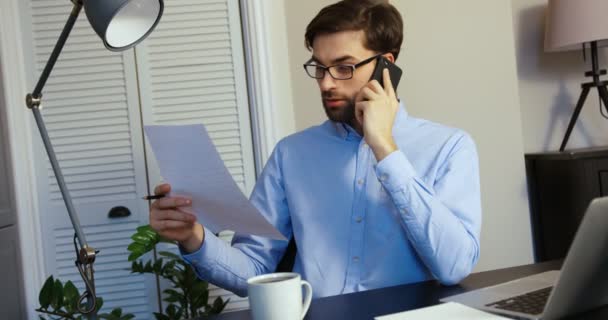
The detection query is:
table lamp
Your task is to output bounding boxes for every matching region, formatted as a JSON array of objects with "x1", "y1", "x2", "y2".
[
  {"x1": 544, "y1": 0, "x2": 608, "y2": 151},
  {"x1": 24, "y1": 0, "x2": 163, "y2": 317}
]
